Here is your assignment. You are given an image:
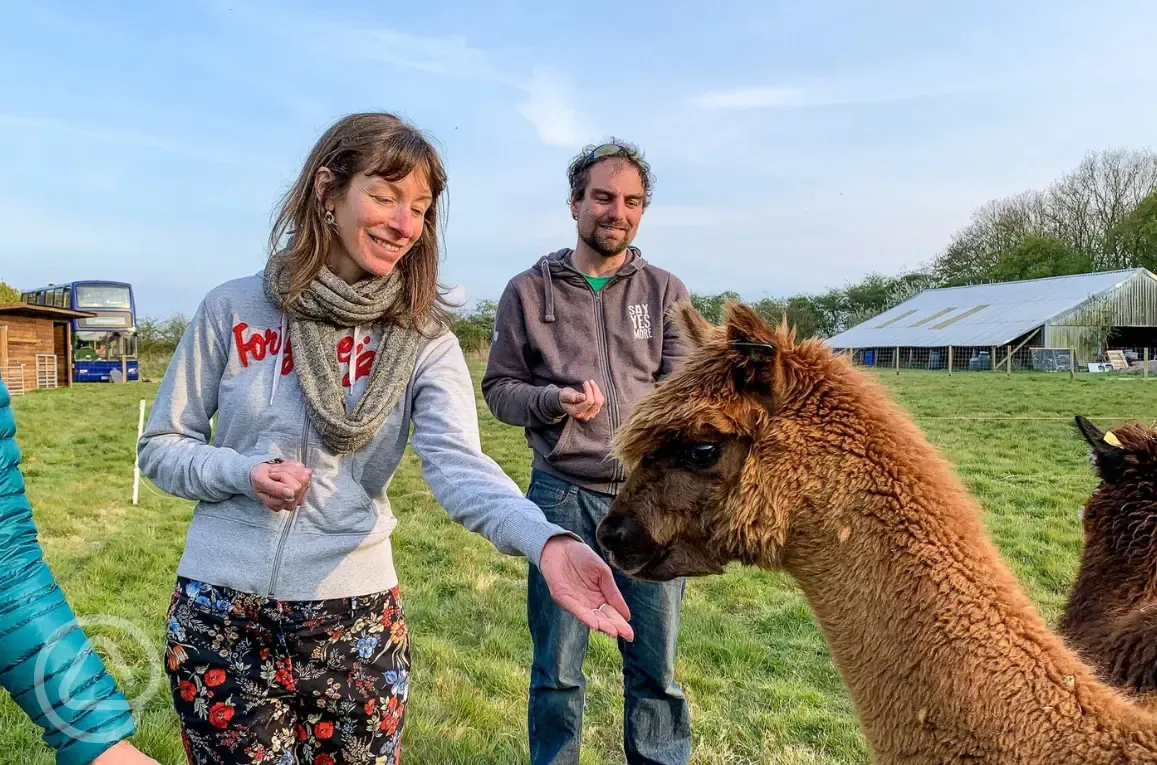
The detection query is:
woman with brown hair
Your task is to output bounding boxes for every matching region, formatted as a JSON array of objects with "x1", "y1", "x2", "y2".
[{"x1": 138, "y1": 112, "x2": 632, "y2": 764}]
